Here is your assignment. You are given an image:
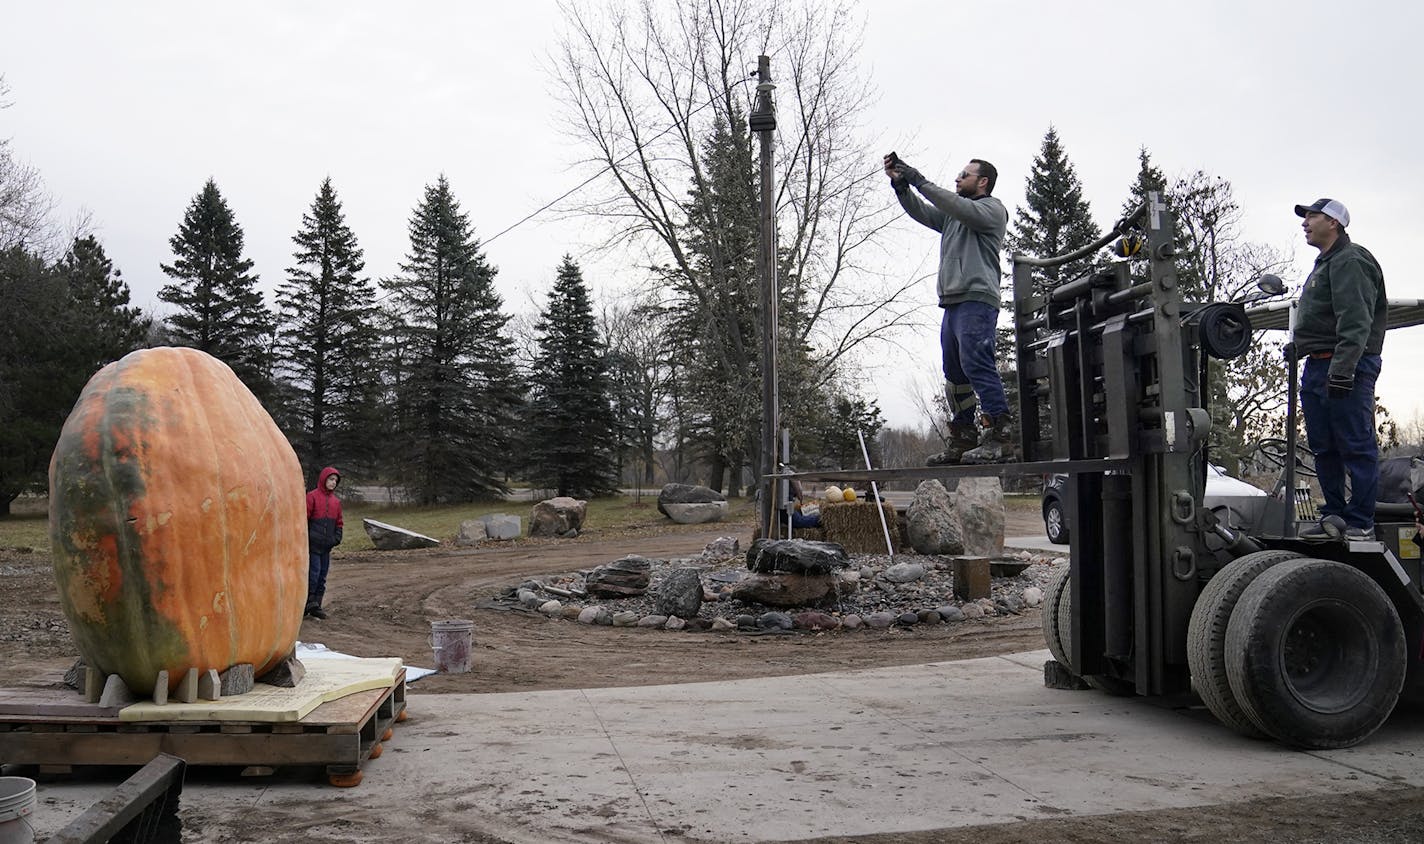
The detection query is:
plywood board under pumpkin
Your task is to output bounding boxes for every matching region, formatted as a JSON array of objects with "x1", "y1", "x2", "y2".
[{"x1": 119, "y1": 657, "x2": 403, "y2": 723}]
